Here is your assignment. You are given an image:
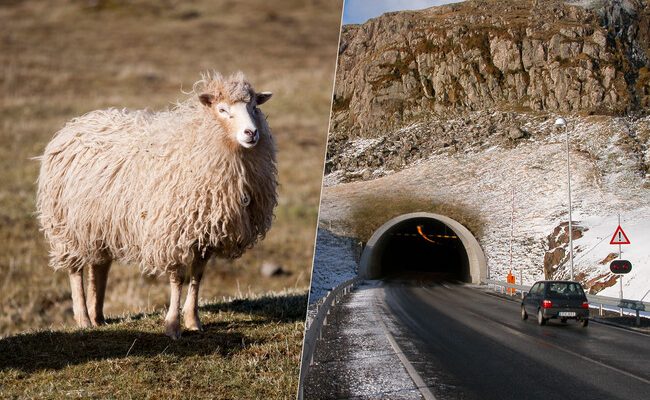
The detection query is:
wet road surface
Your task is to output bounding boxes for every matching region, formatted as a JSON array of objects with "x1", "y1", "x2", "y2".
[
  {"x1": 382, "y1": 281, "x2": 650, "y2": 399},
  {"x1": 304, "y1": 280, "x2": 650, "y2": 399}
]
